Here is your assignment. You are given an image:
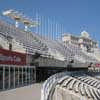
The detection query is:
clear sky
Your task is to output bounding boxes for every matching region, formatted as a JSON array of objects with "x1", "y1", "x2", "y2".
[{"x1": 0, "y1": 0, "x2": 100, "y2": 43}]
